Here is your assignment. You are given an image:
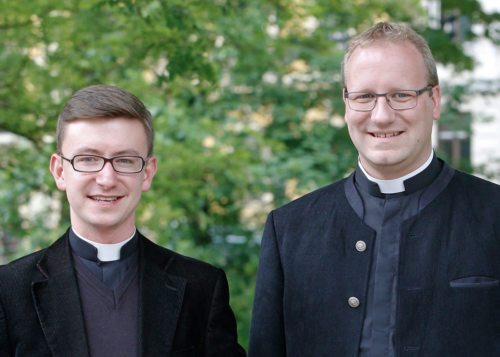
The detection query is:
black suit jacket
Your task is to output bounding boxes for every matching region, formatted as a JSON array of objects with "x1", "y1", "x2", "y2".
[
  {"x1": 0, "y1": 231, "x2": 245, "y2": 356},
  {"x1": 249, "y1": 166, "x2": 500, "y2": 356}
]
